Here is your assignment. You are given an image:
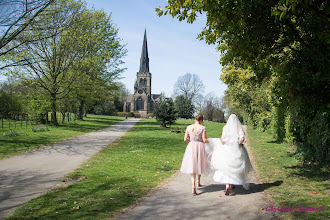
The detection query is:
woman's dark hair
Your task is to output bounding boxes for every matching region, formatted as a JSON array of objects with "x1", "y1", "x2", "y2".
[{"x1": 194, "y1": 114, "x2": 203, "y2": 122}]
